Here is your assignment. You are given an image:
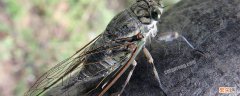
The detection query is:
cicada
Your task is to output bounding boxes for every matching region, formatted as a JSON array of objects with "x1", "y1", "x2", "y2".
[{"x1": 25, "y1": 0, "x2": 192, "y2": 96}]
